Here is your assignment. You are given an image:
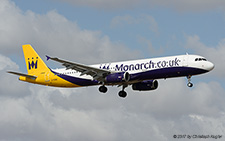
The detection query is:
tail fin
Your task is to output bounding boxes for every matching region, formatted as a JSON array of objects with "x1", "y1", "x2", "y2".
[{"x1": 22, "y1": 44, "x2": 49, "y2": 75}]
